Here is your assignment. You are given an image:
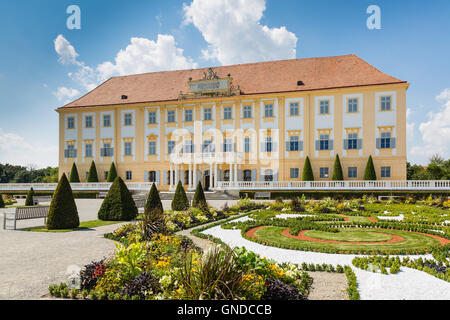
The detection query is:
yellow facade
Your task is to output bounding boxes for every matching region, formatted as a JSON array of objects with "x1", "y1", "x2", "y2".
[{"x1": 58, "y1": 80, "x2": 409, "y2": 190}]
